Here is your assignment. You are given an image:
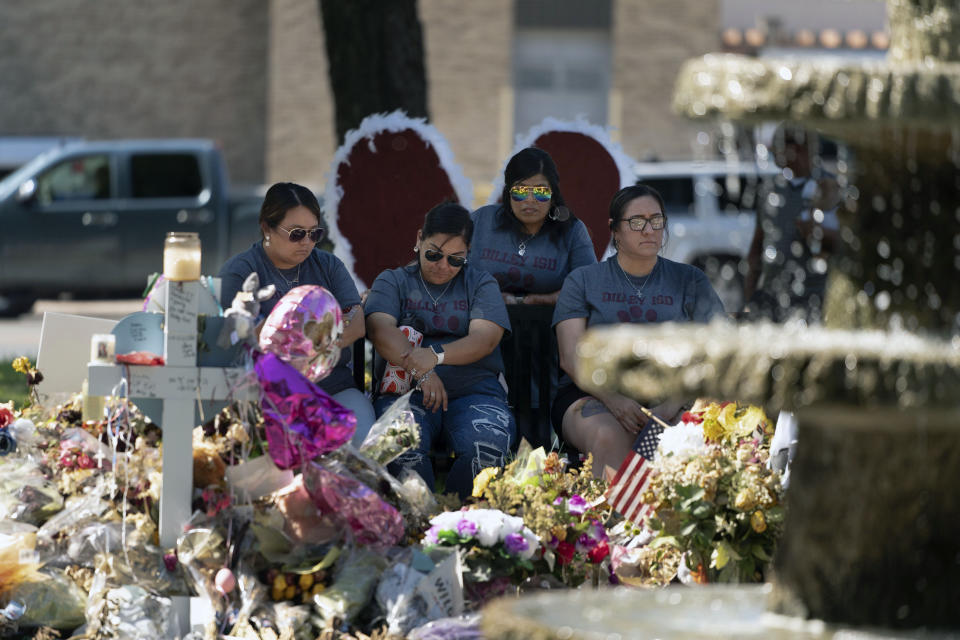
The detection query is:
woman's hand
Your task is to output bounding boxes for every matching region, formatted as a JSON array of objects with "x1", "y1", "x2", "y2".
[
  {"x1": 502, "y1": 292, "x2": 522, "y2": 305},
  {"x1": 402, "y1": 346, "x2": 440, "y2": 376},
  {"x1": 598, "y1": 392, "x2": 649, "y2": 435},
  {"x1": 649, "y1": 400, "x2": 686, "y2": 425},
  {"x1": 418, "y1": 371, "x2": 448, "y2": 413}
]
